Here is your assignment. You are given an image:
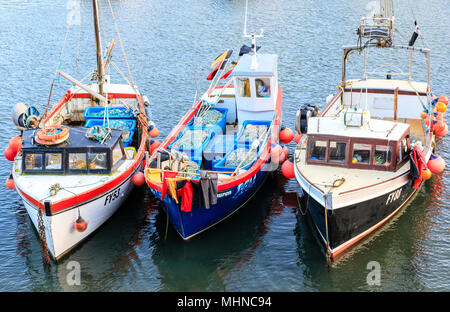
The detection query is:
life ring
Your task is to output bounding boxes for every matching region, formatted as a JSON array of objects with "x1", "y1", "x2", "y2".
[{"x1": 36, "y1": 125, "x2": 69, "y2": 144}]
